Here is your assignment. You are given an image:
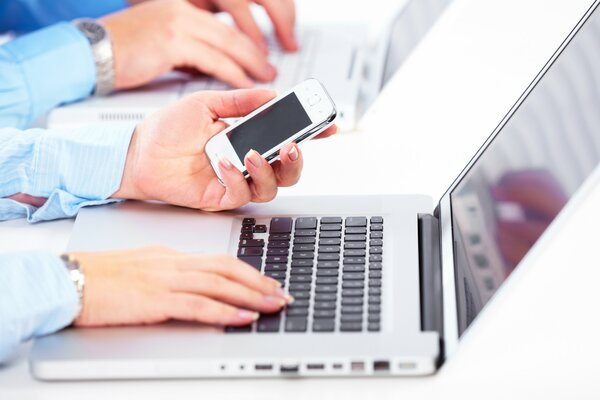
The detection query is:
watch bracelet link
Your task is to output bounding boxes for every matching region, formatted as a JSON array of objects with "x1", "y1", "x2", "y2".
[{"x1": 60, "y1": 254, "x2": 86, "y2": 321}]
